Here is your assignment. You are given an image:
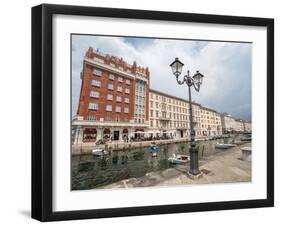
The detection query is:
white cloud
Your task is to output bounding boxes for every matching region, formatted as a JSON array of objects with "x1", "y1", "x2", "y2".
[{"x1": 72, "y1": 35, "x2": 251, "y2": 120}]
